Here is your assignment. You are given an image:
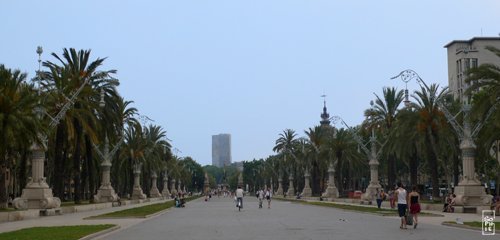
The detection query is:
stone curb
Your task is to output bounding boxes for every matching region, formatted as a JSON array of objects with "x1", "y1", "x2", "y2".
[{"x1": 79, "y1": 225, "x2": 121, "y2": 240}]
